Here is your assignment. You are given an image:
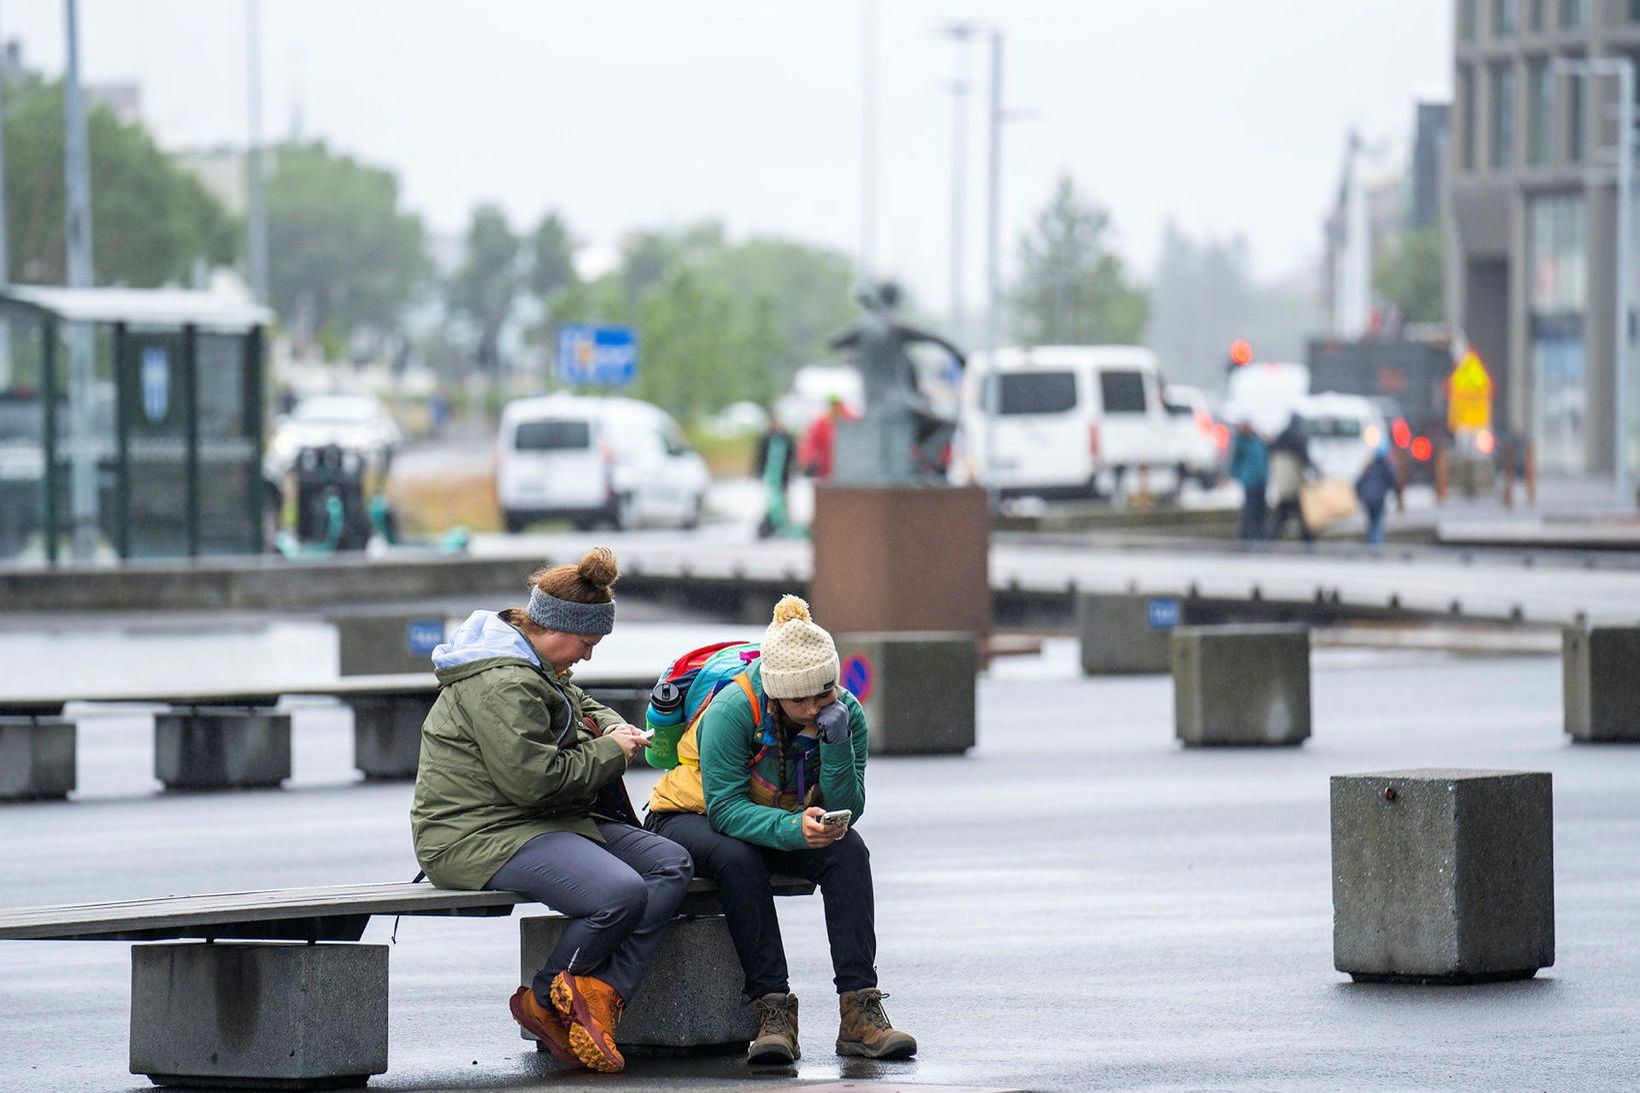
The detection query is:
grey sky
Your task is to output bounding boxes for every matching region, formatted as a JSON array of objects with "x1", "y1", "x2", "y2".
[{"x1": 5, "y1": 0, "x2": 1450, "y2": 313}]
